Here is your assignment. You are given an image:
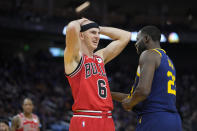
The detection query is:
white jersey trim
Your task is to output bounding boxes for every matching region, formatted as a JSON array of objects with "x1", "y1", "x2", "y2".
[
  {"x1": 73, "y1": 115, "x2": 112, "y2": 118},
  {"x1": 67, "y1": 56, "x2": 84, "y2": 78},
  {"x1": 75, "y1": 110, "x2": 112, "y2": 113}
]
